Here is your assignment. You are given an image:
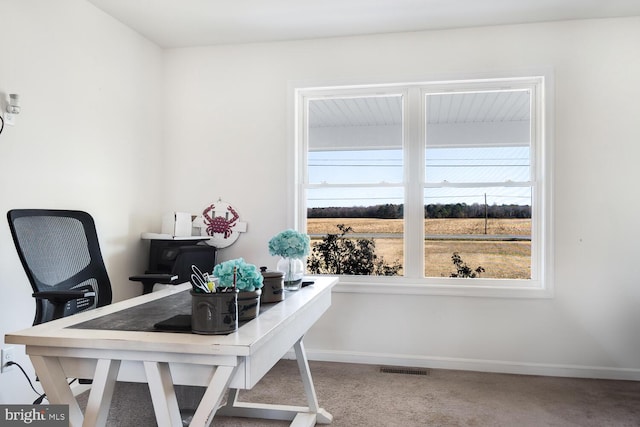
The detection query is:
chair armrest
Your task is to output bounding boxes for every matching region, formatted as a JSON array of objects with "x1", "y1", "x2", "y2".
[{"x1": 33, "y1": 290, "x2": 96, "y2": 305}]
